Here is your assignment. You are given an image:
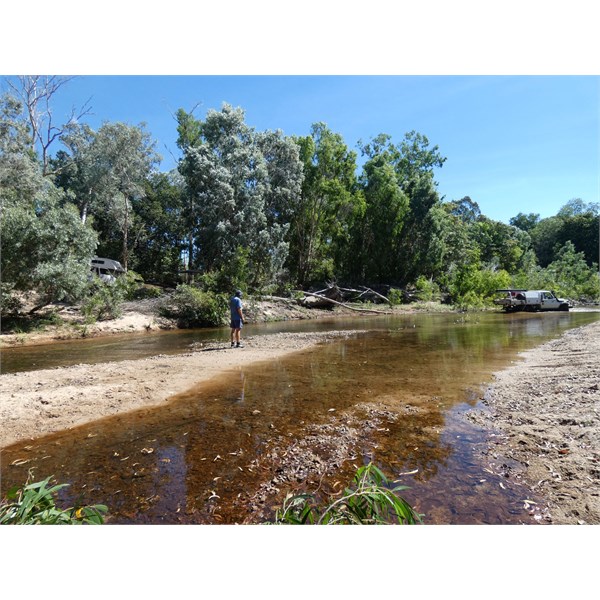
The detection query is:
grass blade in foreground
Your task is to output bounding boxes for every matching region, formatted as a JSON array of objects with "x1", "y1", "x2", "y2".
[
  {"x1": 0, "y1": 473, "x2": 108, "y2": 525},
  {"x1": 273, "y1": 462, "x2": 422, "y2": 525}
]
